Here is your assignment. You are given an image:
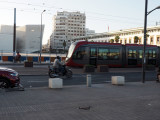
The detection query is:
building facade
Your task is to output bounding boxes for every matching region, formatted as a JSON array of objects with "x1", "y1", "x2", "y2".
[
  {"x1": 85, "y1": 28, "x2": 95, "y2": 36},
  {"x1": 0, "y1": 25, "x2": 44, "y2": 53},
  {"x1": 16, "y1": 25, "x2": 44, "y2": 53},
  {"x1": 0, "y1": 25, "x2": 13, "y2": 52},
  {"x1": 50, "y1": 11, "x2": 86, "y2": 52},
  {"x1": 73, "y1": 26, "x2": 160, "y2": 46}
]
